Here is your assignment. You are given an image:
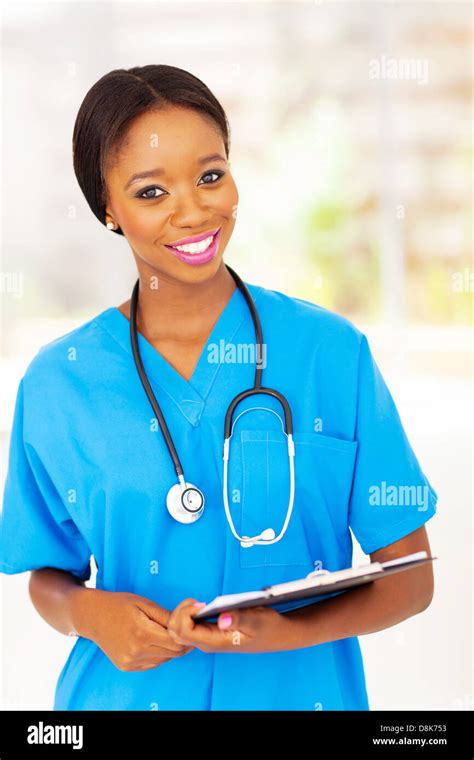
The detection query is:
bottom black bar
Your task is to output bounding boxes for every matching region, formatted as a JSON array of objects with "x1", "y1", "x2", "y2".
[{"x1": 0, "y1": 710, "x2": 472, "y2": 757}]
